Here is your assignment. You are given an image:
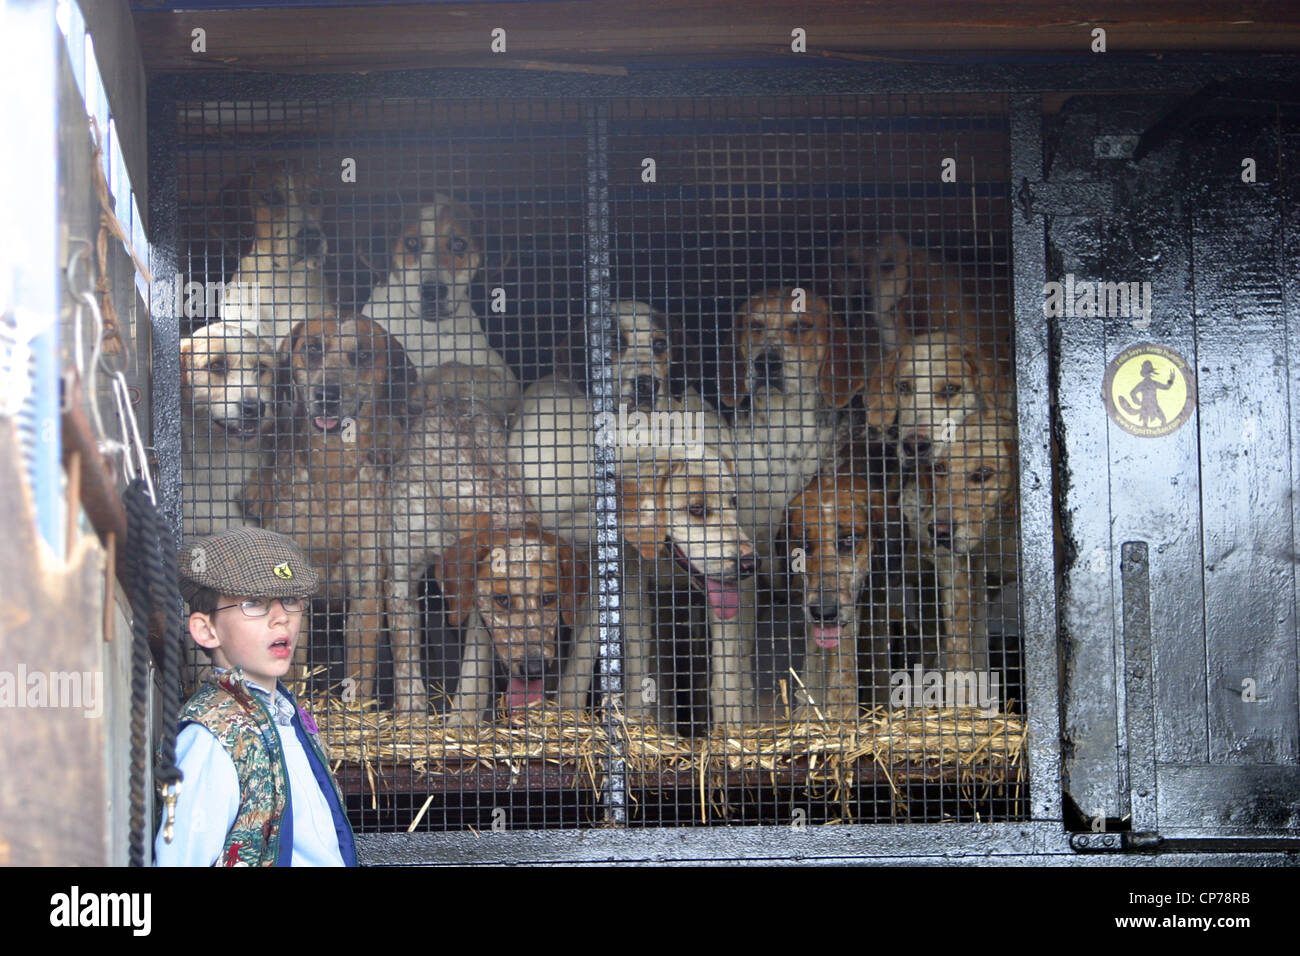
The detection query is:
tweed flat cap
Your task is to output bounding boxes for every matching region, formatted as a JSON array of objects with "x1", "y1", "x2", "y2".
[{"x1": 178, "y1": 526, "x2": 320, "y2": 603}]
